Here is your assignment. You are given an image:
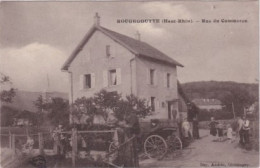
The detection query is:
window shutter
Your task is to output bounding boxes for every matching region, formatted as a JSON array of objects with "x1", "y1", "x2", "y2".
[
  {"x1": 111, "y1": 46, "x2": 115, "y2": 58},
  {"x1": 91, "y1": 73, "x2": 95, "y2": 88},
  {"x1": 79, "y1": 75, "x2": 84, "y2": 90},
  {"x1": 116, "y1": 68, "x2": 121, "y2": 85},
  {"x1": 171, "y1": 74, "x2": 175, "y2": 88},
  {"x1": 147, "y1": 68, "x2": 150, "y2": 84},
  {"x1": 148, "y1": 98, "x2": 151, "y2": 106},
  {"x1": 163, "y1": 72, "x2": 166, "y2": 88},
  {"x1": 103, "y1": 70, "x2": 108, "y2": 87},
  {"x1": 154, "y1": 70, "x2": 158, "y2": 86}
]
